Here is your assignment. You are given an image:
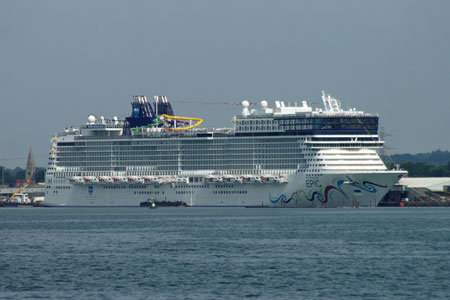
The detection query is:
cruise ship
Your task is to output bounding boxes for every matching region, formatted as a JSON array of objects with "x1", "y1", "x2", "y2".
[{"x1": 44, "y1": 92, "x2": 405, "y2": 207}]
